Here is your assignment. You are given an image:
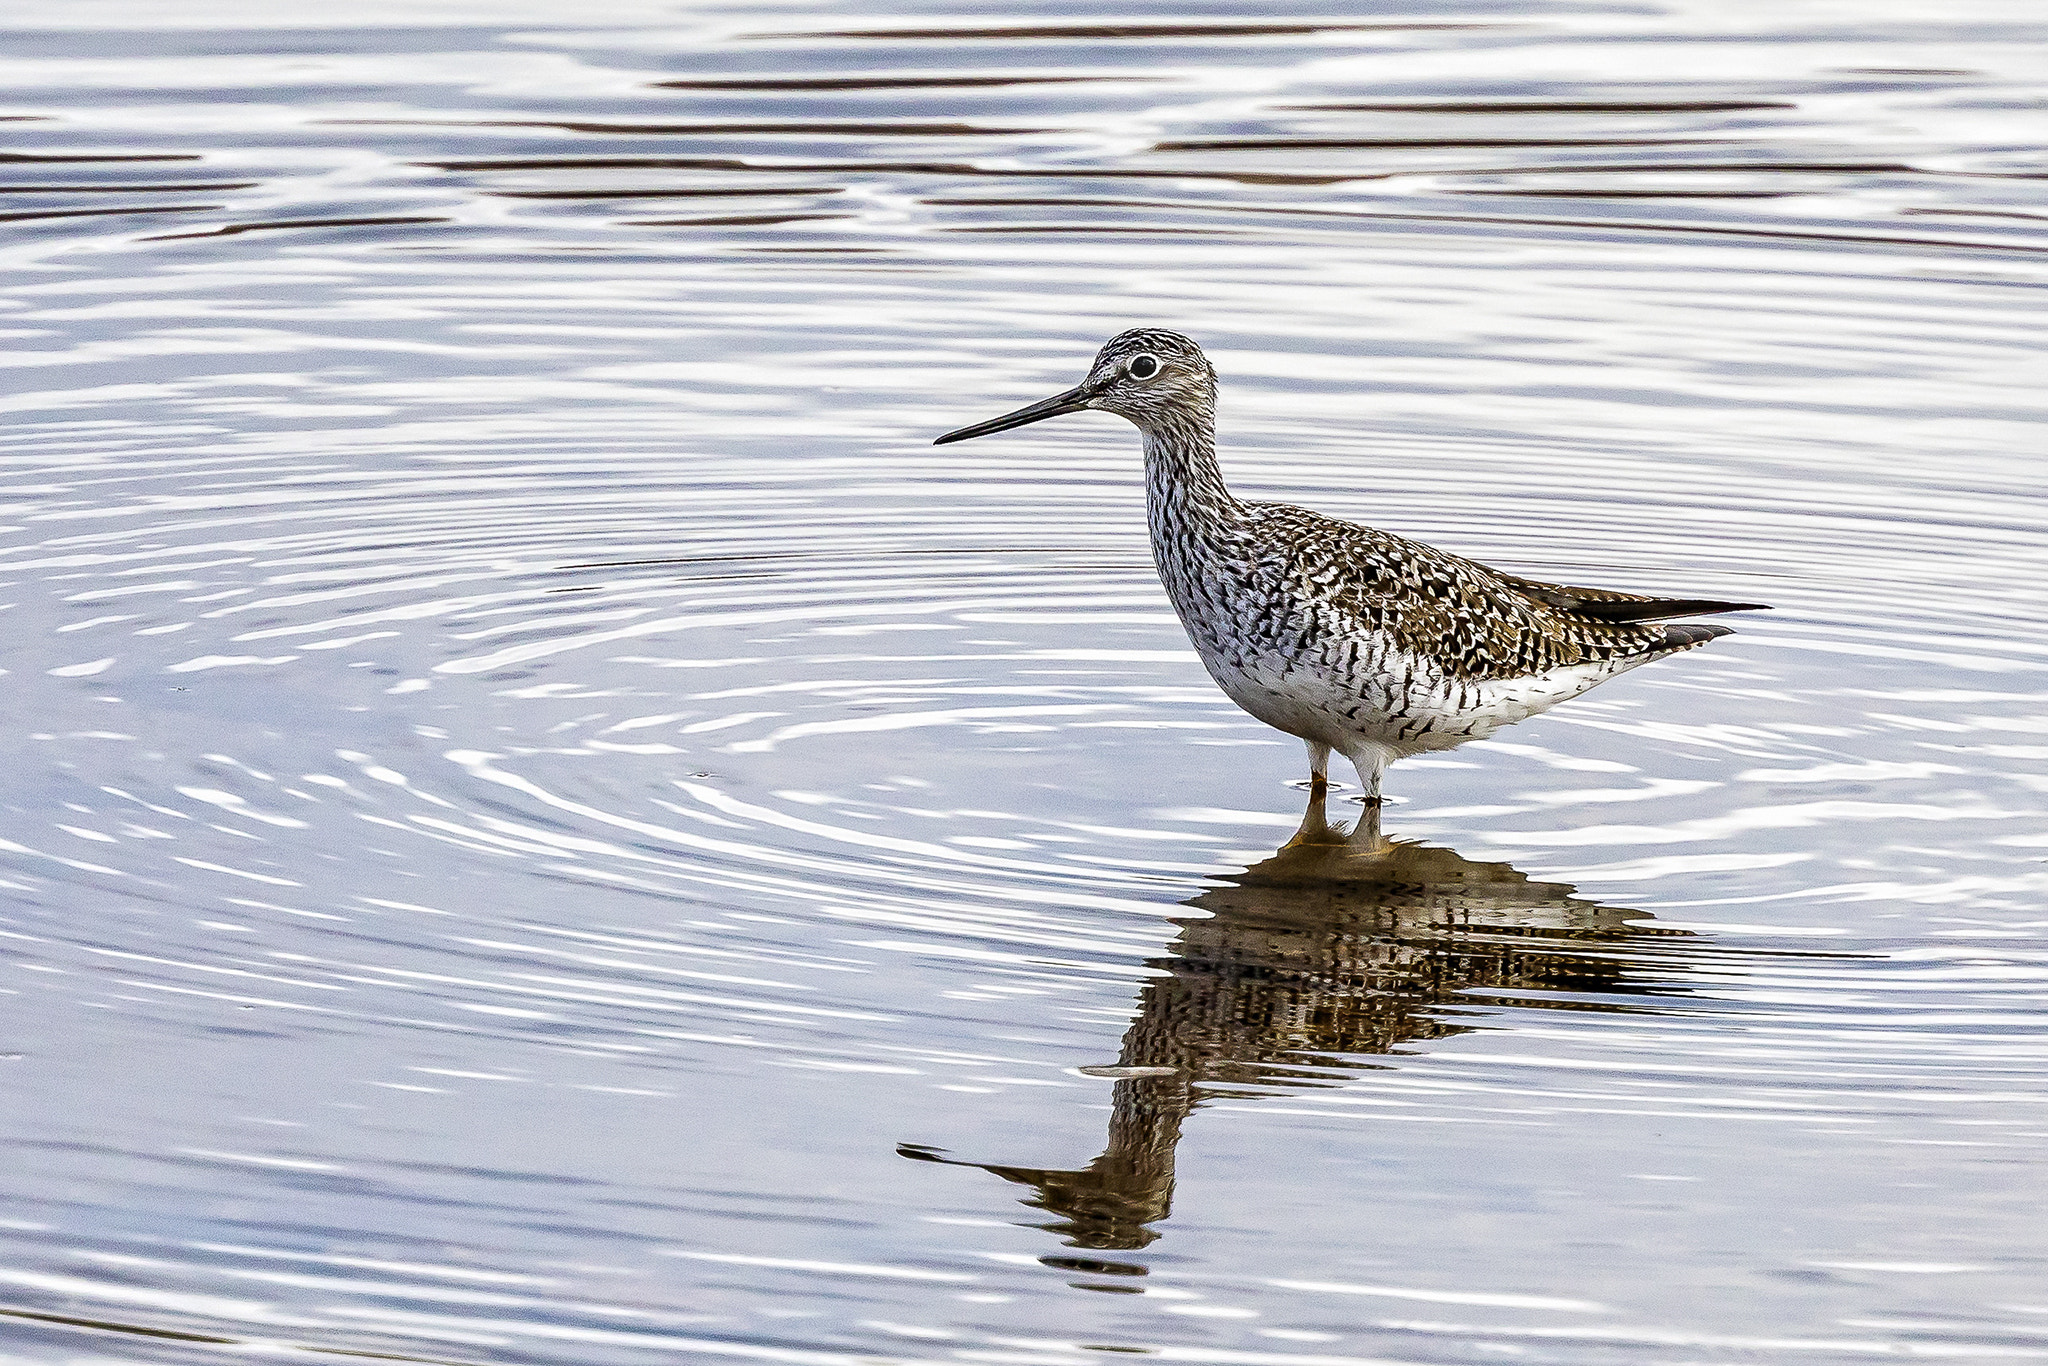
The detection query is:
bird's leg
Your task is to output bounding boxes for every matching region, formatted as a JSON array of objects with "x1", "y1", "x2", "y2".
[
  {"x1": 1284, "y1": 740, "x2": 1338, "y2": 847},
  {"x1": 1346, "y1": 748, "x2": 1389, "y2": 850},
  {"x1": 1349, "y1": 748, "x2": 1385, "y2": 807},
  {"x1": 1305, "y1": 740, "x2": 1331, "y2": 802}
]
